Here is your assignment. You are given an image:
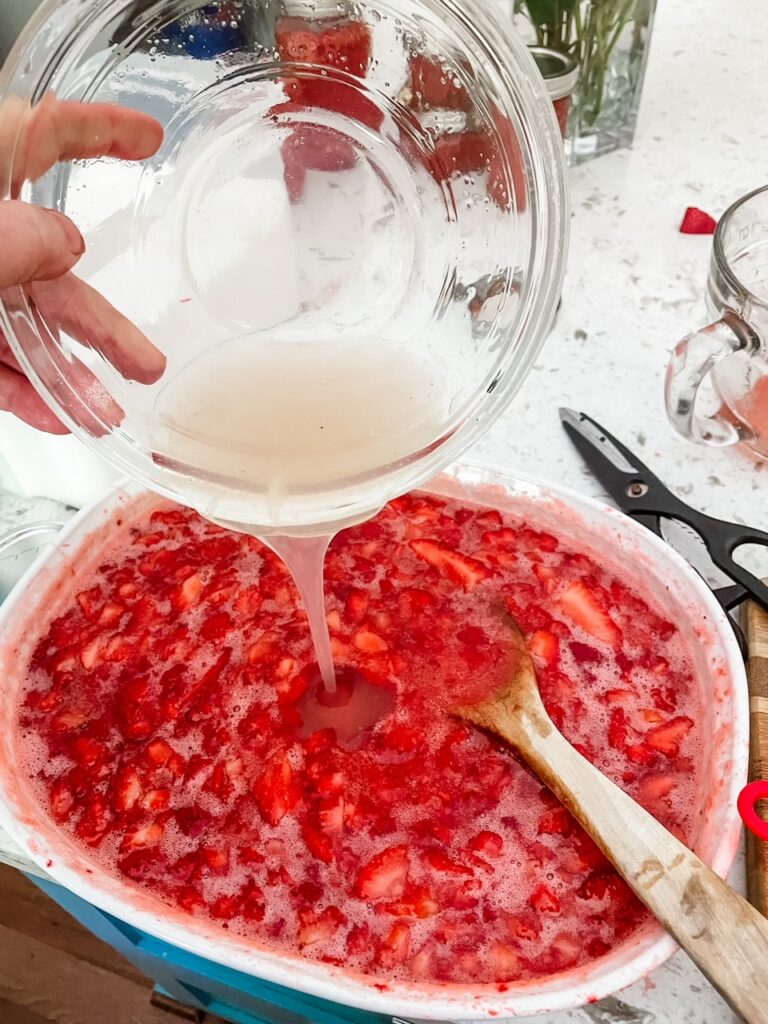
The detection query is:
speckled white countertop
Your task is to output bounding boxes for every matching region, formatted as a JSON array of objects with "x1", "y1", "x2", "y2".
[{"x1": 0, "y1": 1, "x2": 765, "y2": 1021}]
